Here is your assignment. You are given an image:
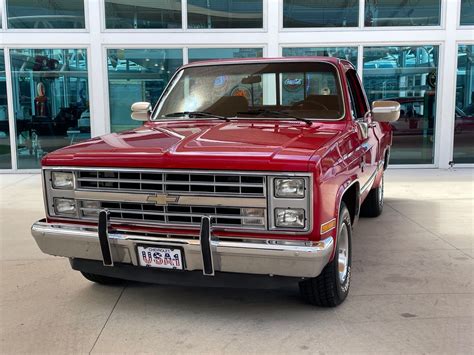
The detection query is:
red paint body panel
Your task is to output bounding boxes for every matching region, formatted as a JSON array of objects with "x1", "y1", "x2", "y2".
[
  {"x1": 42, "y1": 120, "x2": 344, "y2": 172},
  {"x1": 41, "y1": 58, "x2": 393, "y2": 245}
]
